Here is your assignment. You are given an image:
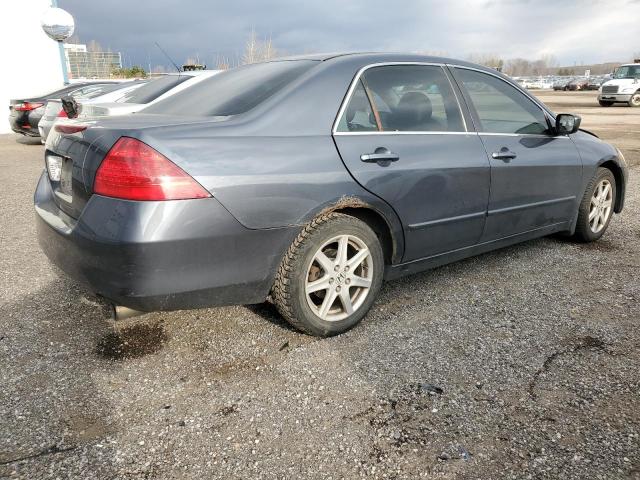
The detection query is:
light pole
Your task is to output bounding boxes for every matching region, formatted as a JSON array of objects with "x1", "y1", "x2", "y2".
[{"x1": 41, "y1": 2, "x2": 74, "y2": 85}]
